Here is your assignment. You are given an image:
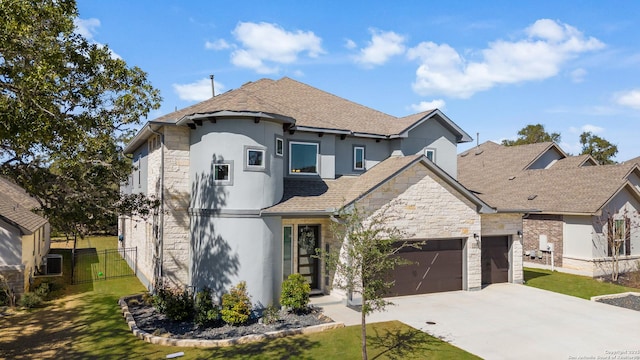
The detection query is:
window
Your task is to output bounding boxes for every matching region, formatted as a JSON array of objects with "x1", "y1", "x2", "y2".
[
  {"x1": 425, "y1": 148, "x2": 436, "y2": 162},
  {"x1": 275, "y1": 137, "x2": 284, "y2": 157},
  {"x1": 244, "y1": 146, "x2": 266, "y2": 171},
  {"x1": 214, "y1": 164, "x2": 230, "y2": 181},
  {"x1": 353, "y1": 146, "x2": 365, "y2": 171},
  {"x1": 283, "y1": 226, "x2": 293, "y2": 280},
  {"x1": 289, "y1": 141, "x2": 319, "y2": 174},
  {"x1": 608, "y1": 217, "x2": 630, "y2": 257}
]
